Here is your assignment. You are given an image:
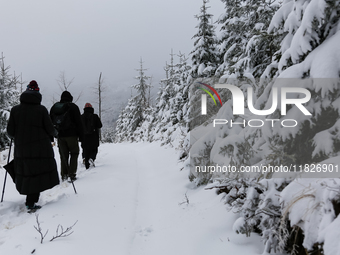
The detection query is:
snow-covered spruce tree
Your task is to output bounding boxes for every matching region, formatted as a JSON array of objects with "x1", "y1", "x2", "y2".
[
  {"x1": 114, "y1": 101, "x2": 132, "y2": 142},
  {"x1": 240, "y1": 0, "x2": 281, "y2": 78},
  {"x1": 215, "y1": 0, "x2": 245, "y2": 77},
  {"x1": 171, "y1": 52, "x2": 191, "y2": 156},
  {"x1": 190, "y1": 0, "x2": 219, "y2": 78},
  {"x1": 152, "y1": 63, "x2": 170, "y2": 128},
  {"x1": 216, "y1": 0, "x2": 281, "y2": 79},
  {"x1": 130, "y1": 59, "x2": 152, "y2": 140},
  {"x1": 168, "y1": 50, "x2": 181, "y2": 127},
  {"x1": 170, "y1": 52, "x2": 191, "y2": 127},
  {"x1": 115, "y1": 59, "x2": 152, "y2": 142},
  {"x1": 0, "y1": 54, "x2": 20, "y2": 150},
  {"x1": 152, "y1": 61, "x2": 175, "y2": 142},
  {"x1": 150, "y1": 52, "x2": 191, "y2": 145}
]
